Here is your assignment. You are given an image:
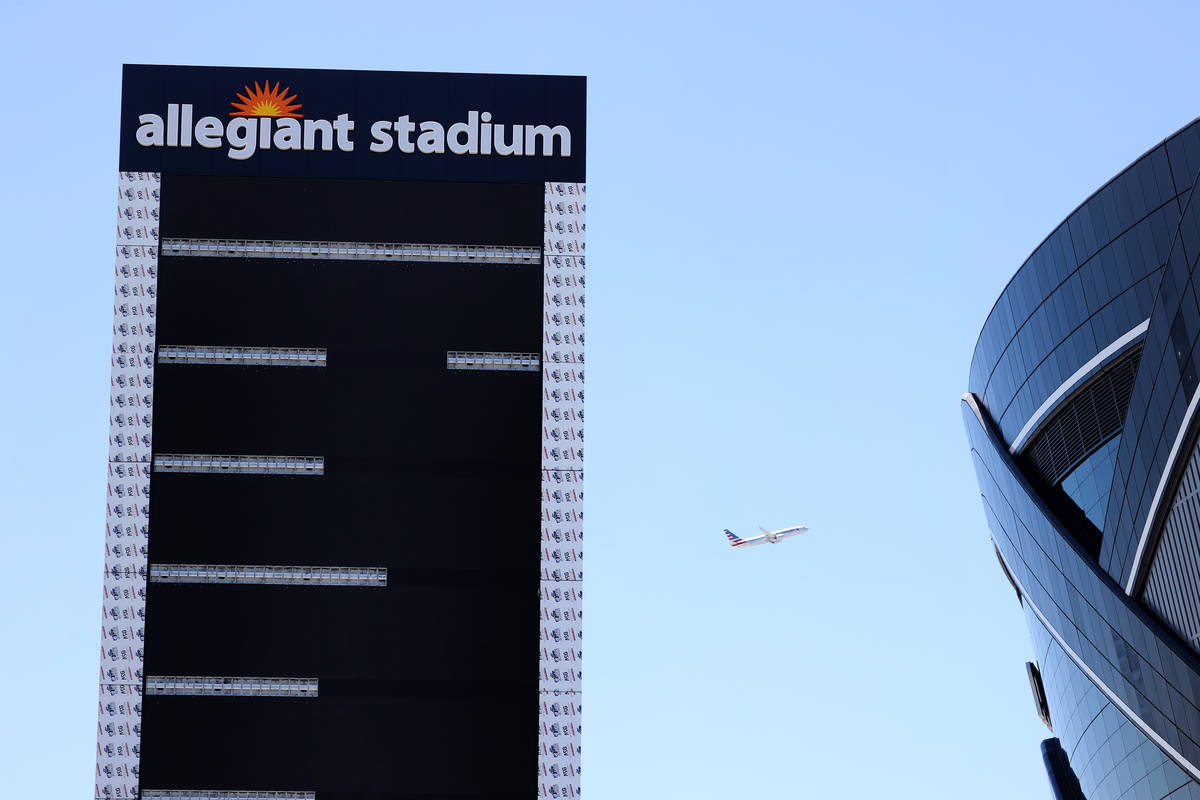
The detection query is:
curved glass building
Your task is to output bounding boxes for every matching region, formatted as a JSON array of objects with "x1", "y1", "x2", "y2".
[{"x1": 964, "y1": 118, "x2": 1200, "y2": 799}]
